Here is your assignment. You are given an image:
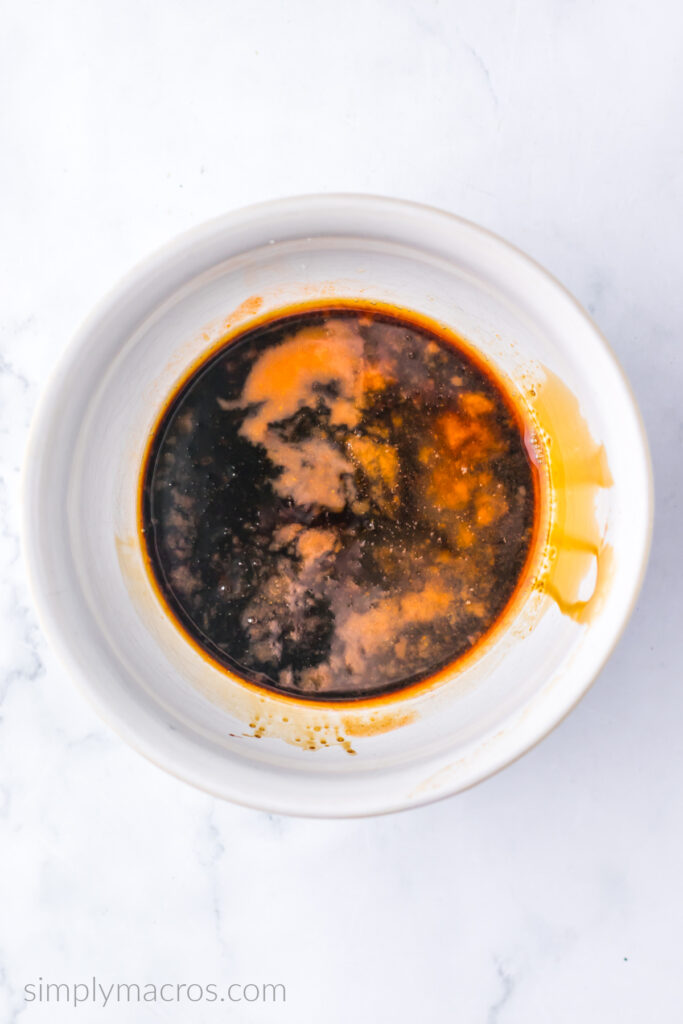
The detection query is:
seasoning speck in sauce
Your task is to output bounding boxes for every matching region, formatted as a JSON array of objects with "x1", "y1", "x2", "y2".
[{"x1": 141, "y1": 306, "x2": 539, "y2": 701}]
